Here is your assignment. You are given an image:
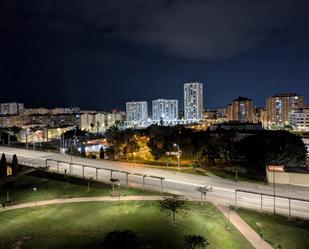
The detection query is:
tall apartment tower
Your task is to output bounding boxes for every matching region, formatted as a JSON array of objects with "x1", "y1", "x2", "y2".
[
  {"x1": 266, "y1": 93, "x2": 304, "y2": 126},
  {"x1": 152, "y1": 99, "x2": 178, "y2": 122},
  {"x1": 226, "y1": 96, "x2": 254, "y2": 122},
  {"x1": 126, "y1": 101, "x2": 148, "y2": 122},
  {"x1": 184, "y1": 82, "x2": 203, "y2": 121}
]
